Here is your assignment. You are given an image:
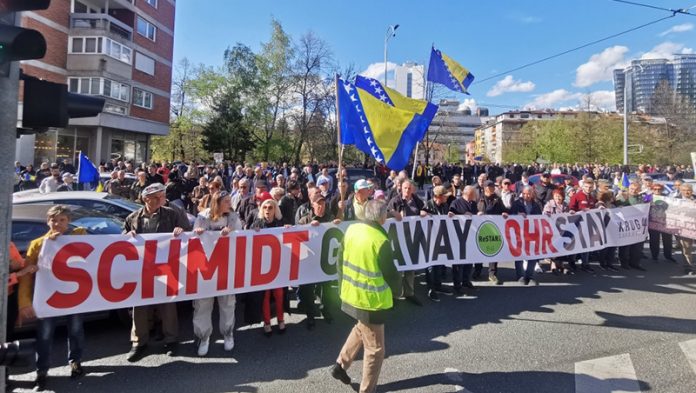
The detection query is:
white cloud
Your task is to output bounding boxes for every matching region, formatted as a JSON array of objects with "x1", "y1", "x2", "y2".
[
  {"x1": 486, "y1": 75, "x2": 535, "y2": 97},
  {"x1": 641, "y1": 41, "x2": 694, "y2": 60},
  {"x1": 586, "y1": 90, "x2": 616, "y2": 111},
  {"x1": 359, "y1": 62, "x2": 397, "y2": 86},
  {"x1": 458, "y1": 98, "x2": 478, "y2": 112},
  {"x1": 524, "y1": 89, "x2": 582, "y2": 109},
  {"x1": 659, "y1": 23, "x2": 694, "y2": 37},
  {"x1": 574, "y1": 46, "x2": 629, "y2": 87}
]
